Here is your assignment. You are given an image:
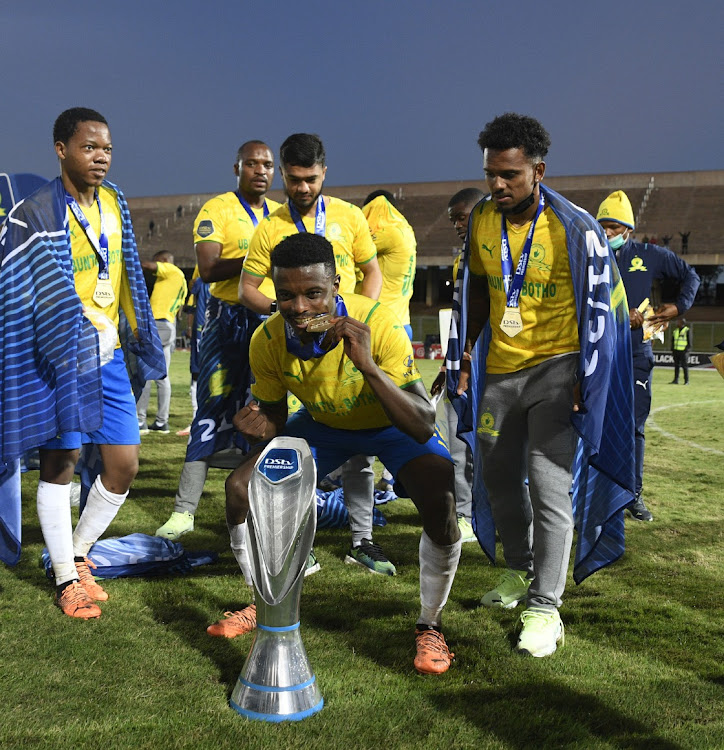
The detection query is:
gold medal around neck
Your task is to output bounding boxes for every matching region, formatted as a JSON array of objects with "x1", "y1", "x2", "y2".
[
  {"x1": 500, "y1": 306, "x2": 523, "y2": 338},
  {"x1": 93, "y1": 278, "x2": 115, "y2": 308}
]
